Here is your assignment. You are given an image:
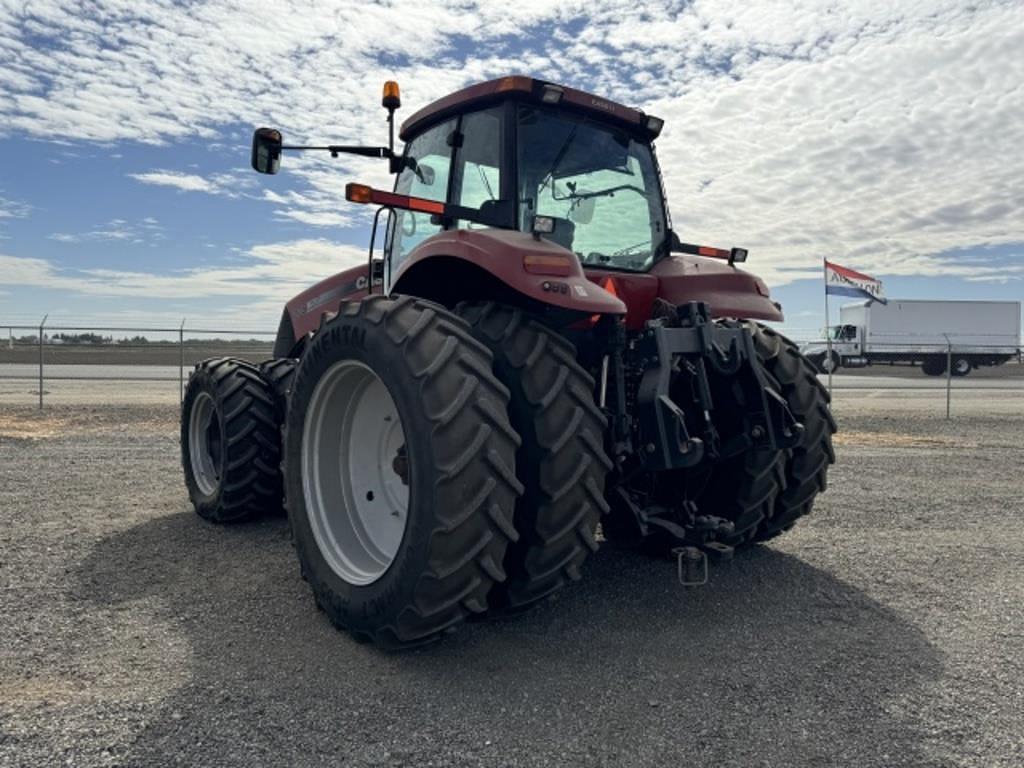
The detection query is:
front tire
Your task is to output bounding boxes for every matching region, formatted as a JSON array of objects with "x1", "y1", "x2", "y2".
[
  {"x1": 457, "y1": 302, "x2": 611, "y2": 612},
  {"x1": 283, "y1": 296, "x2": 522, "y2": 648}
]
